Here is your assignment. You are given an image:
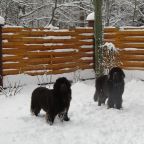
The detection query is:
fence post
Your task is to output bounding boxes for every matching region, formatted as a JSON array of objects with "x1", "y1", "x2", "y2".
[
  {"x1": 0, "y1": 17, "x2": 5, "y2": 87},
  {"x1": 0, "y1": 25, "x2": 3, "y2": 87}
]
